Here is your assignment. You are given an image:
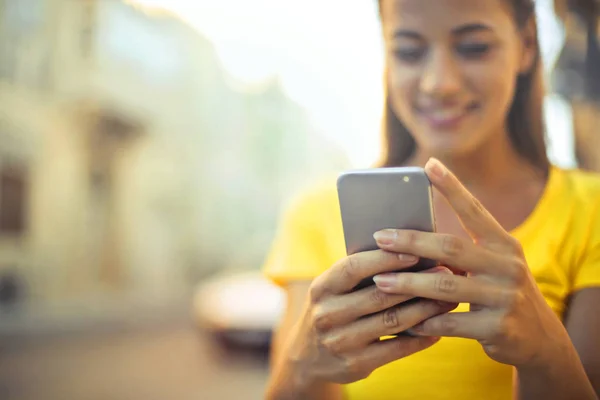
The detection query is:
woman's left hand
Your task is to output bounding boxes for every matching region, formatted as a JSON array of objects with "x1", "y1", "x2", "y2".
[{"x1": 372, "y1": 158, "x2": 571, "y2": 369}]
